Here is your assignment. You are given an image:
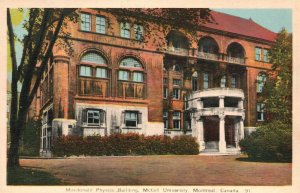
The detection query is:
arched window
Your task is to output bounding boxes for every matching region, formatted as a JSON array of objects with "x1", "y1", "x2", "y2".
[
  {"x1": 118, "y1": 57, "x2": 145, "y2": 99},
  {"x1": 257, "y1": 73, "x2": 267, "y2": 93},
  {"x1": 192, "y1": 71, "x2": 198, "y2": 91},
  {"x1": 78, "y1": 52, "x2": 110, "y2": 97}
]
